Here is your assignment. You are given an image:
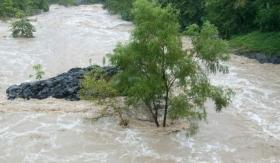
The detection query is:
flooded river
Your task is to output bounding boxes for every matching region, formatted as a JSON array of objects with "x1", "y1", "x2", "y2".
[{"x1": 0, "y1": 5, "x2": 279, "y2": 163}]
